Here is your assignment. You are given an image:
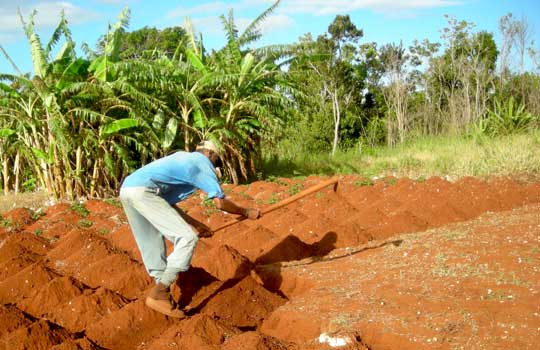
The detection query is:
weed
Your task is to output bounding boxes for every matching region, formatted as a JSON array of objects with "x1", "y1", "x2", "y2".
[
  {"x1": 202, "y1": 198, "x2": 216, "y2": 208},
  {"x1": 288, "y1": 183, "x2": 303, "y2": 196},
  {"x1": 354, "y1": 179, "x2": 374, "y2": 187},
  {"x1": 34, "y1": 229, "x2": 43, "y2": 236},
  {"x1": 521, "y1": 256, "x2": 533, "y2": 264},
  {"x1": 78, "y1": 219, "x2": 93, "y2": 228},
  {"x1": 265, "y1": 192, "x2": 280, "y2": 205},
  {"x1": 31, "y1": 208, "x2": 45, "y2": 220},
  {"x1": 204, "y1": 209, "x2": 220, "y2": 216},
  {"x1": 238, "y1": 190, "x2": 251, "y2": 199},
  {"x1": 0, "y1": 216, "x2": 11, "y2": 227},
  {"x1": 481, "y1": 289, "x2": 515, "y2": 301},
  {"x1": 384, "y1": 177, "x2": 398, "y2": 185},
  {"x1": 71, "y1": 202, "x2": 89, "y2": 217},
  {"x1": 98, "y1": 227, "x2": 110, "y2": 235},
  {"x1": 104, "y1": 198, "x2": 122, "y2": 208}
]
